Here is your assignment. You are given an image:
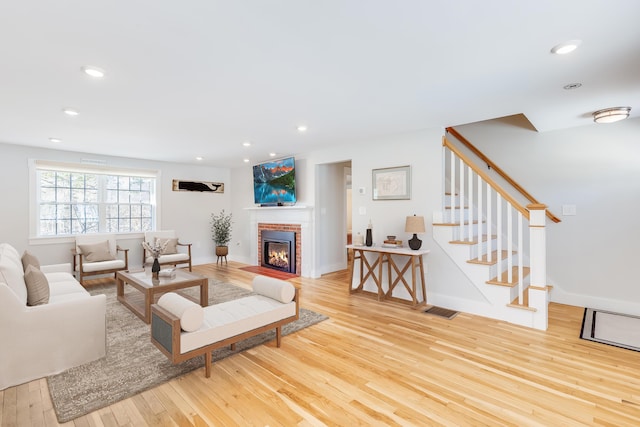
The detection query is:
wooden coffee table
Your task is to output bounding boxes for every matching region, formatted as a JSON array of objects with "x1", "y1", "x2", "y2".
[{"x1": 116, "y1": 269, "x2": 208, "y2": 323}]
